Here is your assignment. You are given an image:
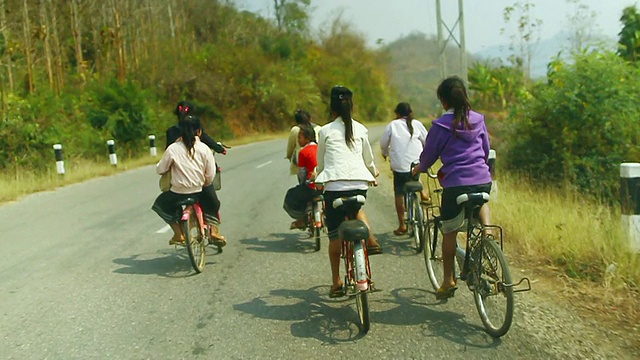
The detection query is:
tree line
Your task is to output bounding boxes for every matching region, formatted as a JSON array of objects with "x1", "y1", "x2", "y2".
[{"x1": 0, "y1": 0, "x2": 396, "y2": 171}]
